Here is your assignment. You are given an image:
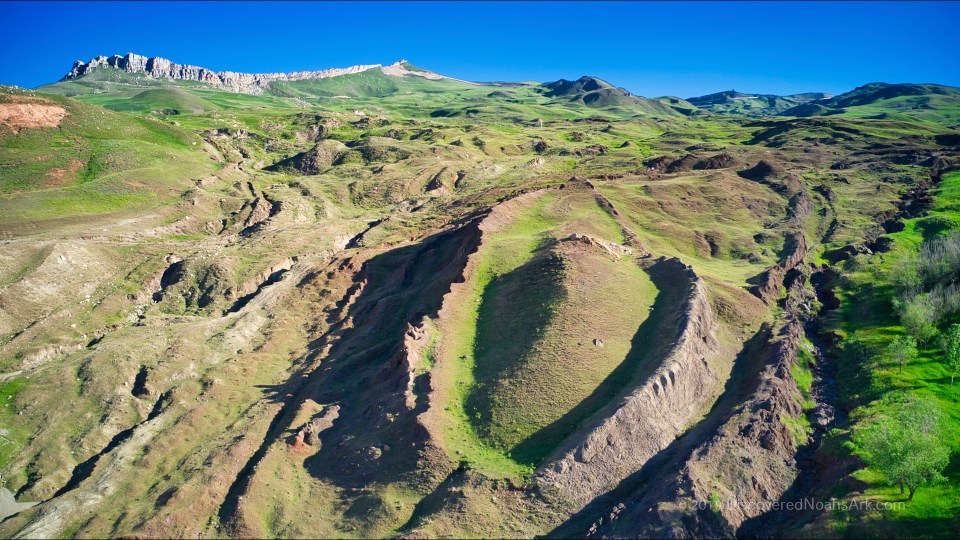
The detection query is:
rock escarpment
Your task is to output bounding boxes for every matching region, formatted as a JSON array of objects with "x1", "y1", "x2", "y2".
[
  {"x1": 584, "y1": 319, "x2": 807, "y2": 539},
  {"x1": 63, "y1": 53, "x2": 437, "y2": 95}
]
